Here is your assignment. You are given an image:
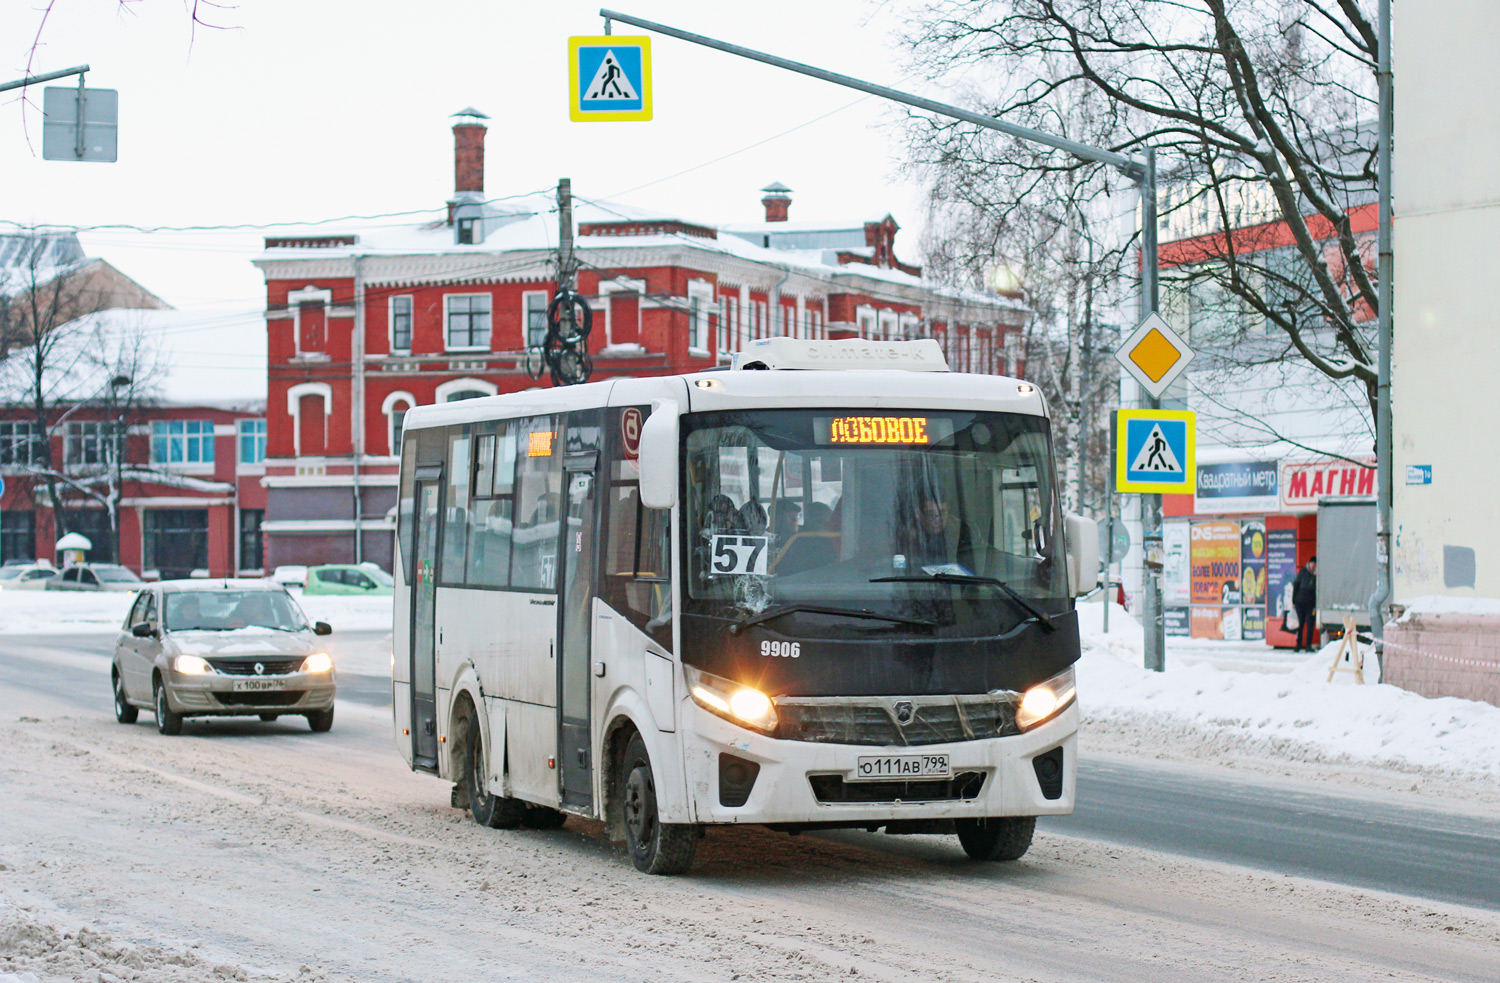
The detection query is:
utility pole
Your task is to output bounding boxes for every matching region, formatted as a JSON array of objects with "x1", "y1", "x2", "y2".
[
  {"x1": 1368, "y1": 0, "x2": 1393, "y2": 667},
  {"x1": 599, "y1": 7, "x2": 1167, "y2": 668},
  {"x1": 558, "y1": 178, "x2": 576, "y2": 317}
]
